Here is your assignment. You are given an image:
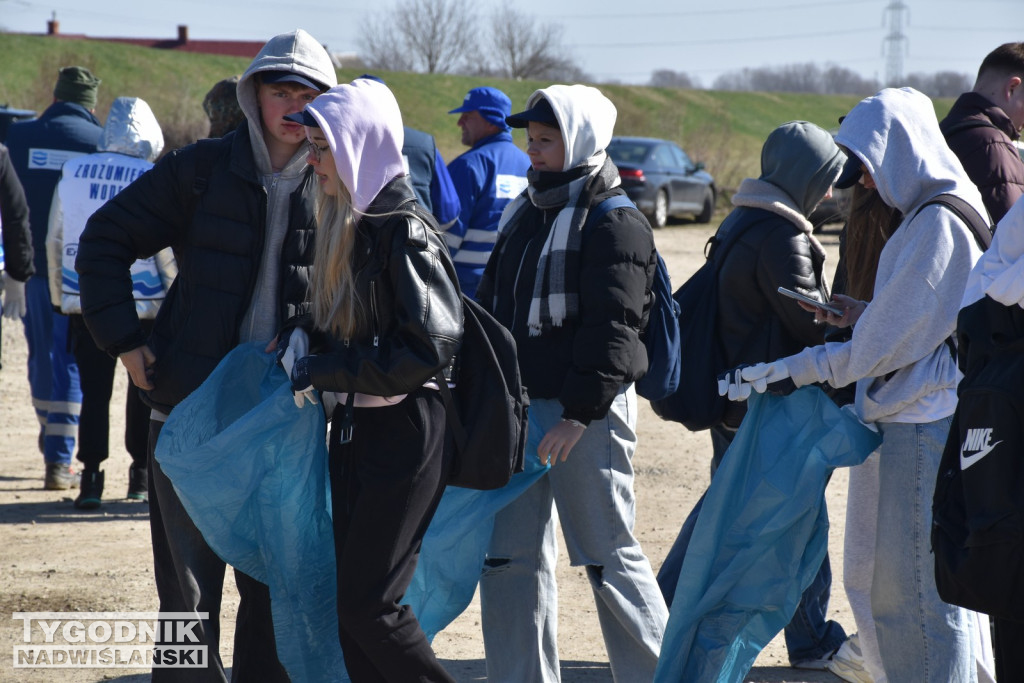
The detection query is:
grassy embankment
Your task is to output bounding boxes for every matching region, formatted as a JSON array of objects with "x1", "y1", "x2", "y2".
[{"x1": 0, "y1": 33, "x2": 953, "y2": 203}]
